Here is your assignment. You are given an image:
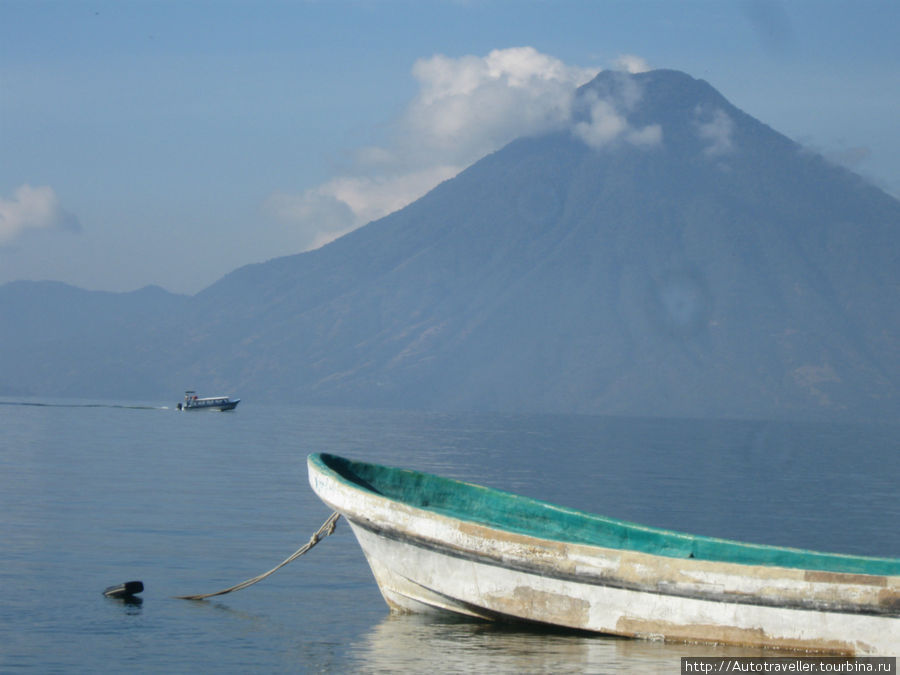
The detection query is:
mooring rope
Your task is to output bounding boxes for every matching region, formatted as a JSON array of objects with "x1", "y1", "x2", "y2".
[{"x1": 176, "y1": 511, "x2": 341, "y2": 601}]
